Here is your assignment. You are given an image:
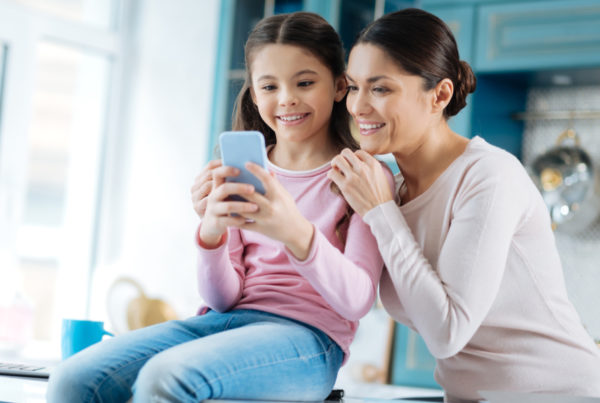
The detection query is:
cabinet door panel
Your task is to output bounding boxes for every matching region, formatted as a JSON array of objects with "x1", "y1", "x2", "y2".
[
  {"x1": 425, "y1": 5, "x2": 475, "y2": 136},
  {"x1": 475, "y1": 0, "x2": 600, "y2": 72}
]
